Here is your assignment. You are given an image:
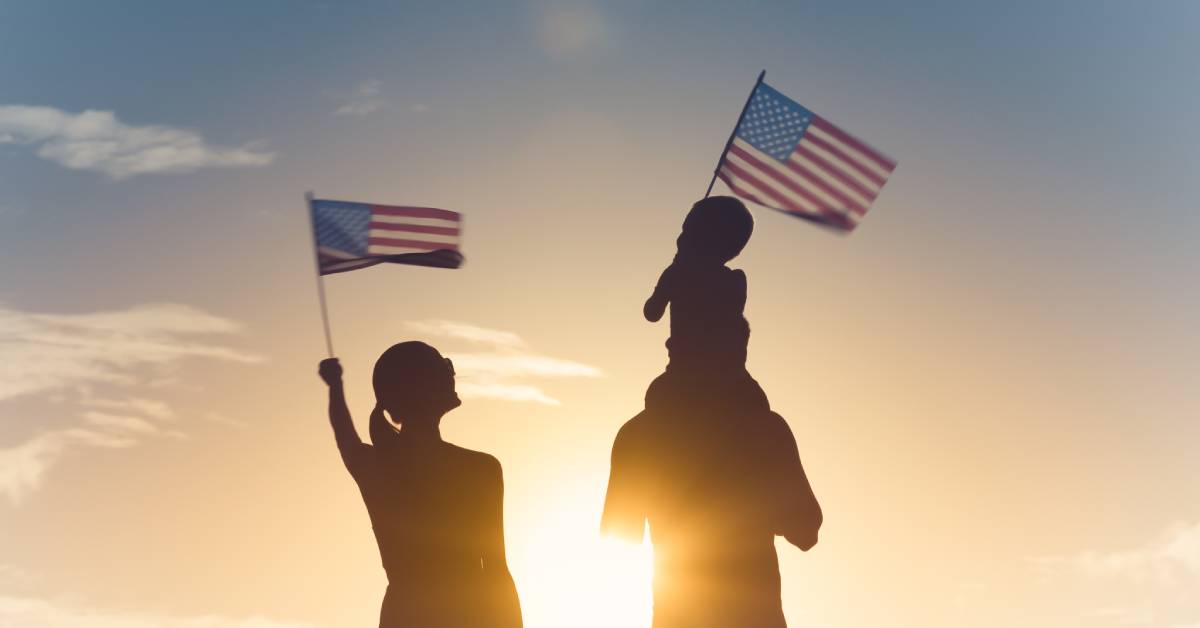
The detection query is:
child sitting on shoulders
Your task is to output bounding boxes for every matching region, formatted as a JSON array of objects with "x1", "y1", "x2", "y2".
[{"x1": 643, "y1": 196, "x2": 770, "y2": 415}]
